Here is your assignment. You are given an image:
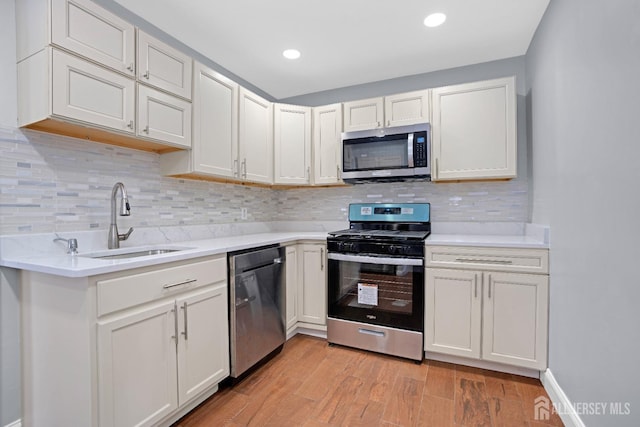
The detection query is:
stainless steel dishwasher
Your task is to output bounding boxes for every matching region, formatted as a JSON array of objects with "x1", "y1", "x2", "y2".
[{"x1": 228, "y1": 244, "x2": 286, "y2": 379}]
